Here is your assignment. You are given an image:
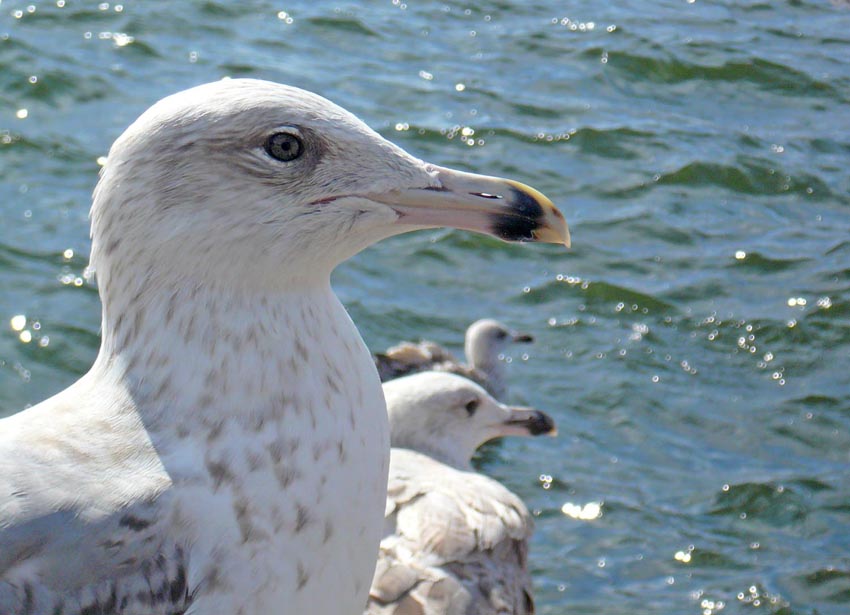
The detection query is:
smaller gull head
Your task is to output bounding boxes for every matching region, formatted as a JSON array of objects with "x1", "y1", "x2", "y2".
[
  {"x1": 383, "y1": 371, "x2": 556, "y2": 468},
  {"x1": 89, "y1": 79, "x2": 569, "y2": 294},
  {"x1": 464, "y1": 318, "x2": 534, "y2": 370}
]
